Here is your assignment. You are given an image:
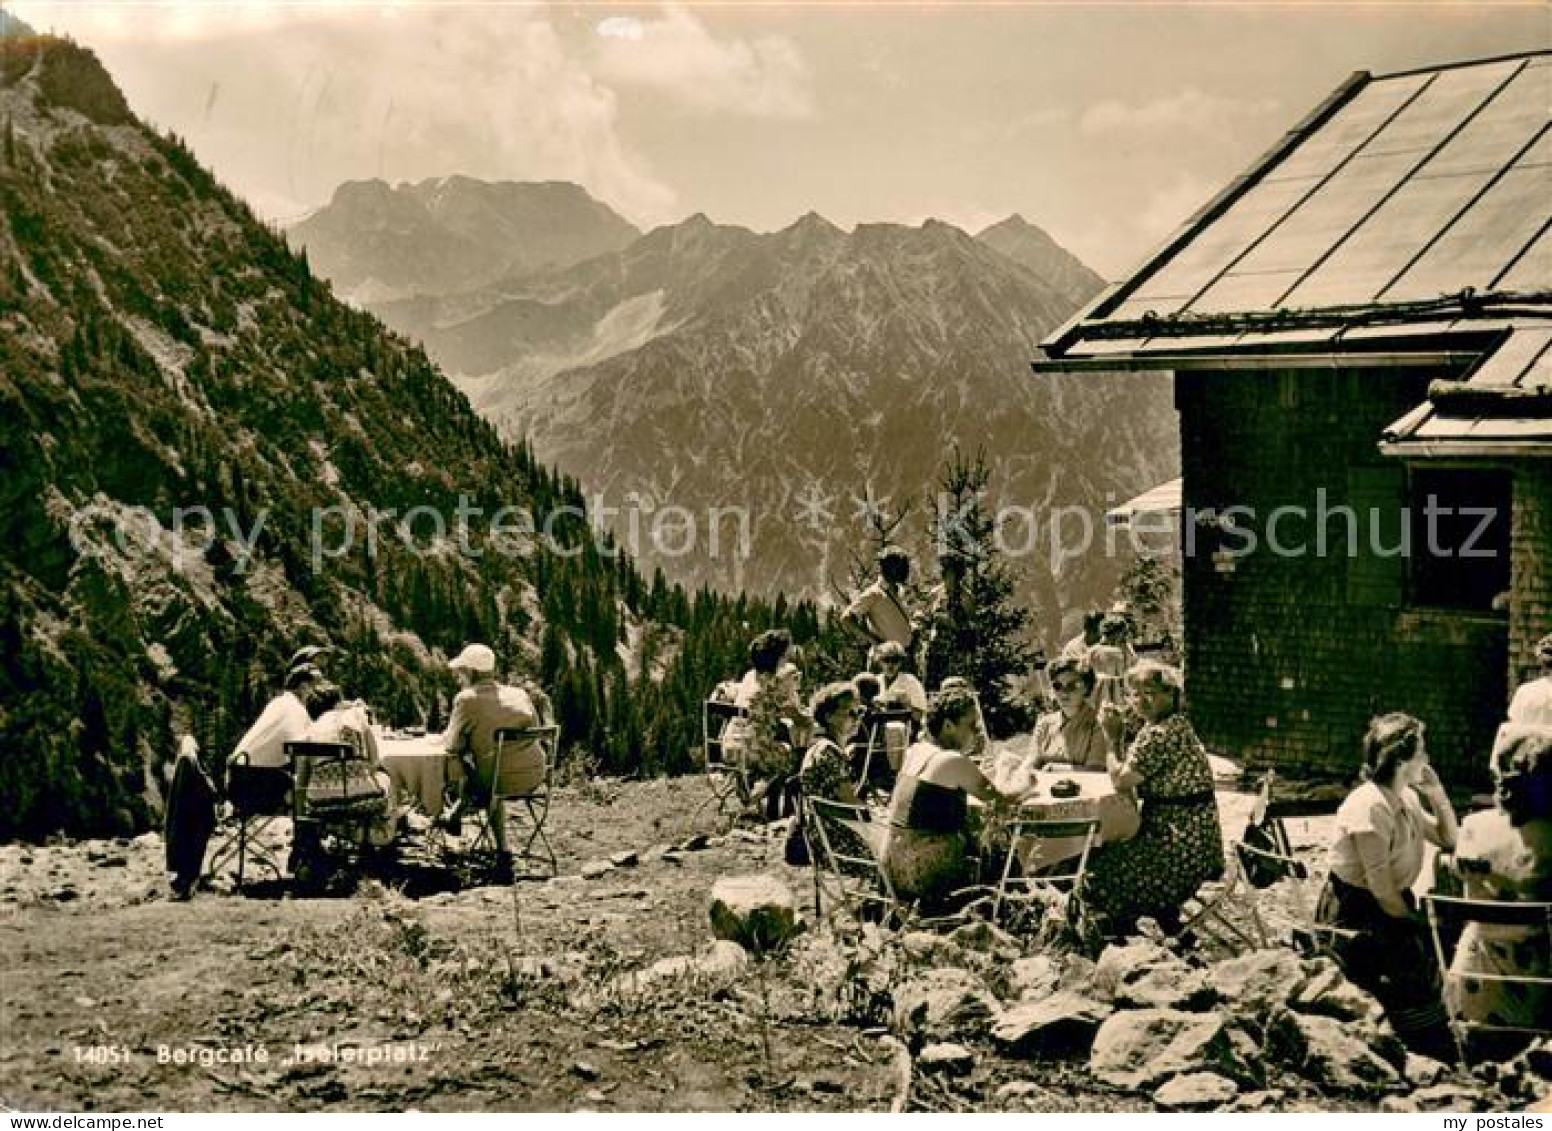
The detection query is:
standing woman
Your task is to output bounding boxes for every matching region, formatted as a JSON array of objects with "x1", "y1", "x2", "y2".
[
  {"x1": 1088, "y1": 661, "x2": 1224, "y2": 935},
  {"x1": 1316, "y1": 712, "x2": 1458, "y2": 1058}
]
